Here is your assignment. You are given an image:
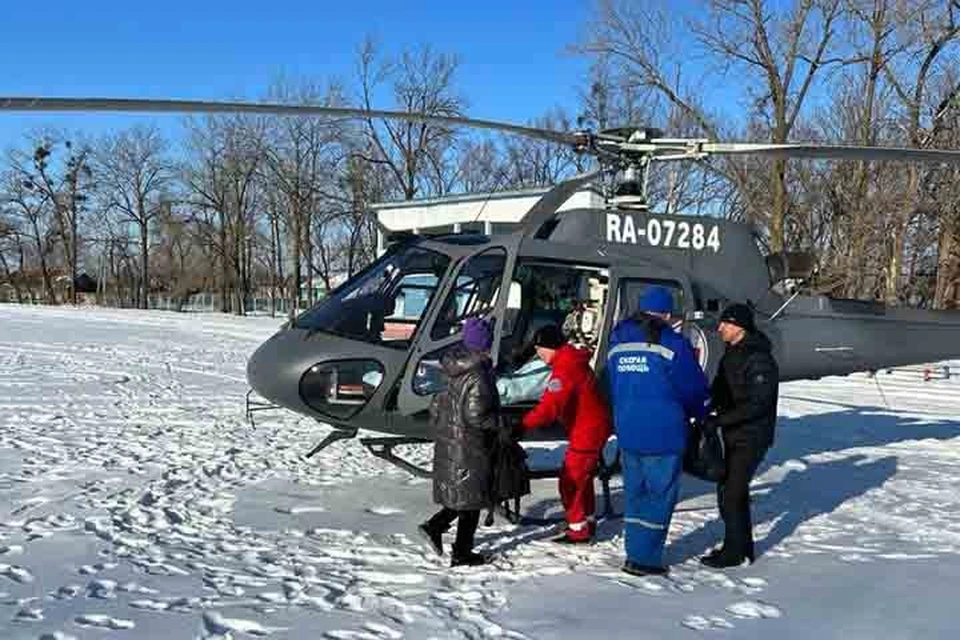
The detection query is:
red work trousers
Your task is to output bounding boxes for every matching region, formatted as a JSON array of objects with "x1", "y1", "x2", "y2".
[{"x1": 559, "y1": 449, "x2": 600, "y2": 540}]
